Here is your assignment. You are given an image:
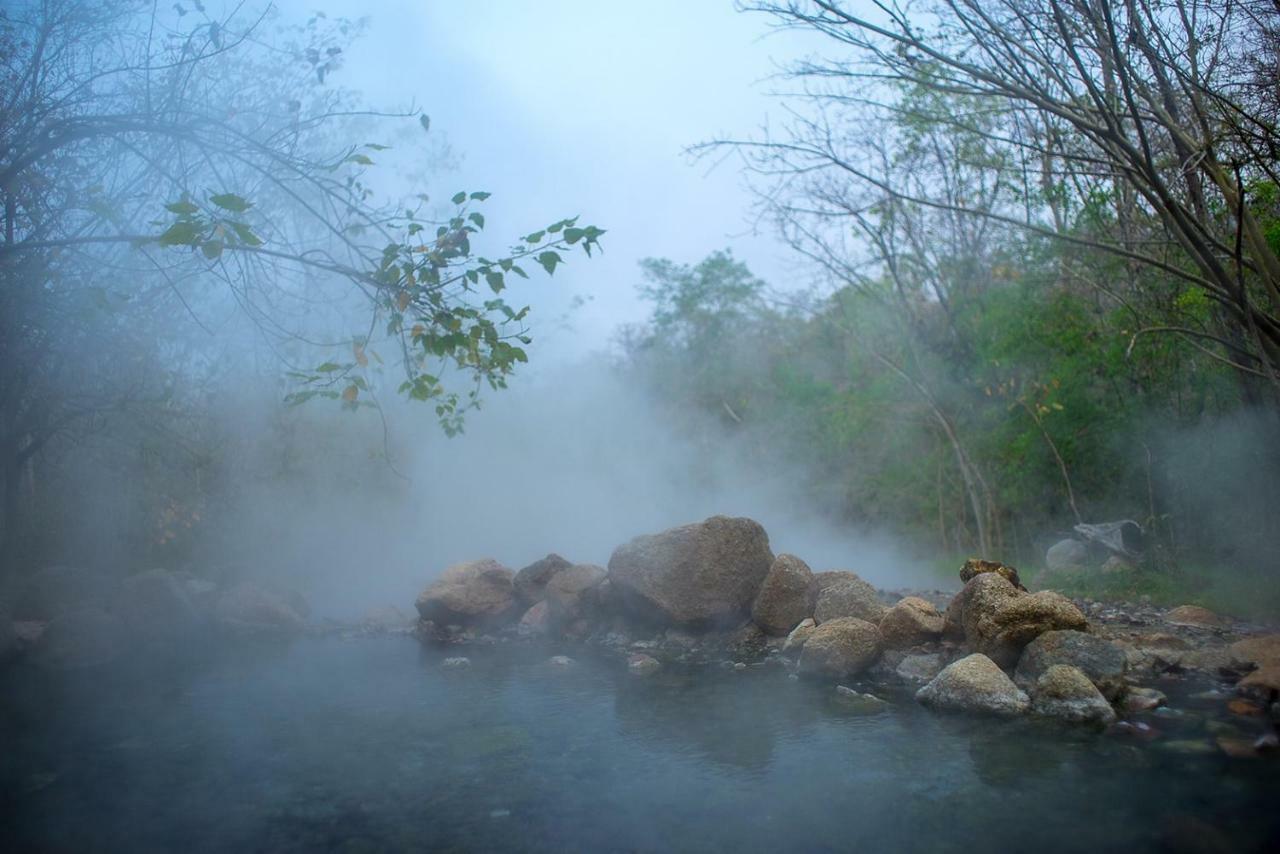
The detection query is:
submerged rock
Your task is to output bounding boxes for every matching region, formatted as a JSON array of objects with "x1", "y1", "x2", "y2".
[
  {"x1": 916, "y1": 653, "x2": 1030, "y2": 717},
  {"x1": 513, "y1": 553, "x2": 573, "y2": 605},
  {"x1": 814, "y1": 576, "x2": 887, "y2": 624},
  {"x1": 1029, "y1": 664, "x2": 1116, "y2": 725},
  {"x1": 607, "y1": 515, "x2": 774, "y2": 627},
  {"x1": 627, "y1": 653, "x2": 661, "y2": 676},
  {"x1": 946, "y1": 573, "x2": 1087, "y2": 668},
  {"x1": 878, "y1": 596, "x2": 945, "y2": 649},
  {"x1": 798, "y1": 617, "x2": 881, "y2": 679},
  {"x1": 834, "y1": 685, "x2": 889, "y2": 714},
  {"x1": 1121, "y1": 687, "x2": 1167, "y2": 715},
  {"x1": 415, "y1": 559, "x2": 517, "y2": 628},
  {"x1": 1015, "y1": 630, "x2": 1128, "y2": 700},
  {"x1": 442, "y1": 656, "x2": 471, "y2": 669},
  {"x1": 751, "y1": 554, "x2": 817, "y2": 636}
]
